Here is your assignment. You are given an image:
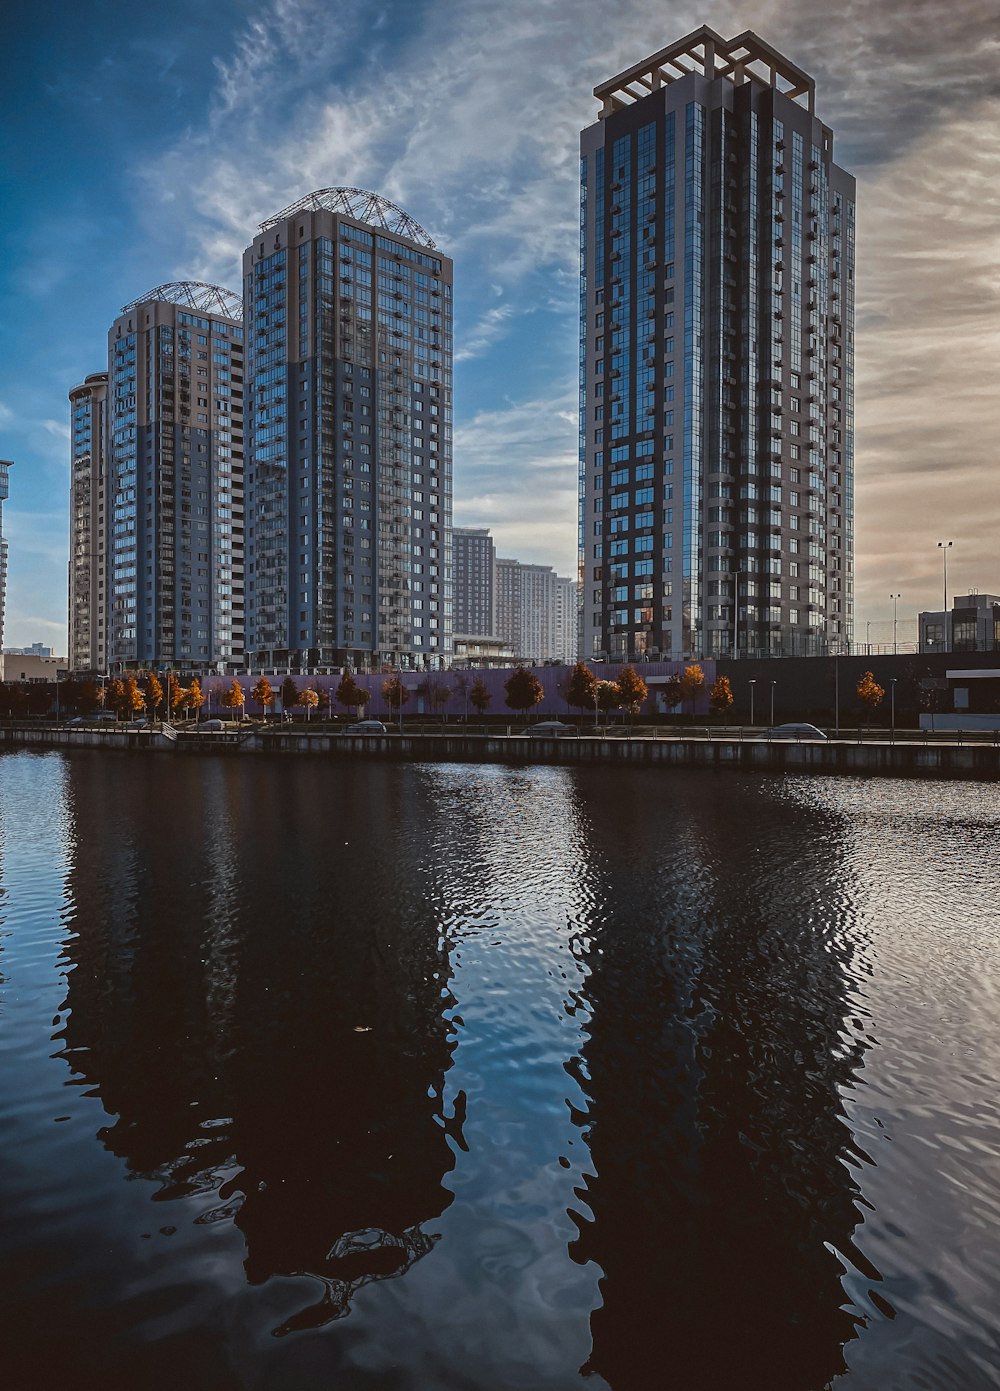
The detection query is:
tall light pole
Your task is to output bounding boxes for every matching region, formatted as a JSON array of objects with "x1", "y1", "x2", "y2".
[
  {"x1": 748, "y1": 678, "x2": 756, "y2": 727},
  {"x1": 866, "y1": 619, "x2": 872, "y2": 655},
  {"x1": 890, "y1": 593, "x2": 901, "y2": 655},
  {"x1": 890, "y1": 678, "x2": 897, "y2": 743},
  {"x1": 938, "y1": 541, "x2": 952, "y2": 650},
  {"x1": 770, "y1": 680, "x2": 776, "y2": 728}
]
